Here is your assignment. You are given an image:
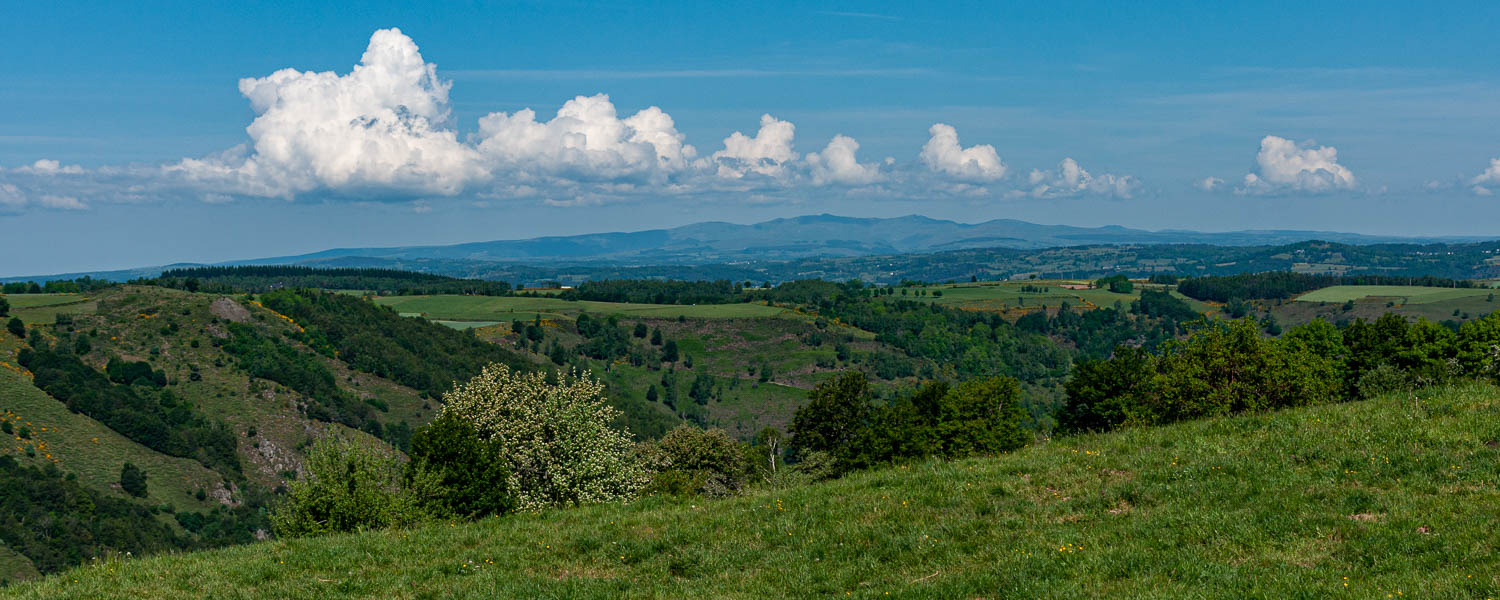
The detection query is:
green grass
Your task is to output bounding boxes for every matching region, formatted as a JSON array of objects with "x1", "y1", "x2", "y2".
[
  {"x1": 0, "y1": 547, "x2": 38, "y2": 587},
  {"x1": 1295, "y1": 285, "x2": 1494, "y2": 304},
  {"x1": 0, "y1": 335, "x2": 224, "y2": 513},
  {"x1": 10, "y1": 382, "x2": 1499, "y2": 599},
  {"x1": 373, "y1": 295, "x2": 791, "y2": 325},
  {"x1": 3, "y1": 293, "x2": 96, "y2": 326},
  {"x1": 888, "y1": 280, "x2": 1214, "y2": 317}
]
